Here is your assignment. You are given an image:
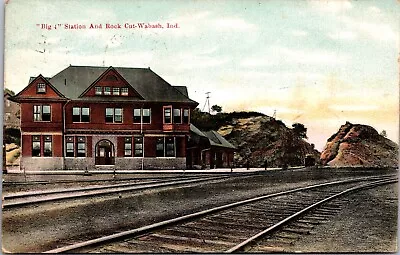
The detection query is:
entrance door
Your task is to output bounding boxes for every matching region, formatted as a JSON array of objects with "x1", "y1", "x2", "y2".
[{"x1": 95, "y1": 140, "x2": 115, "y2": 165}]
